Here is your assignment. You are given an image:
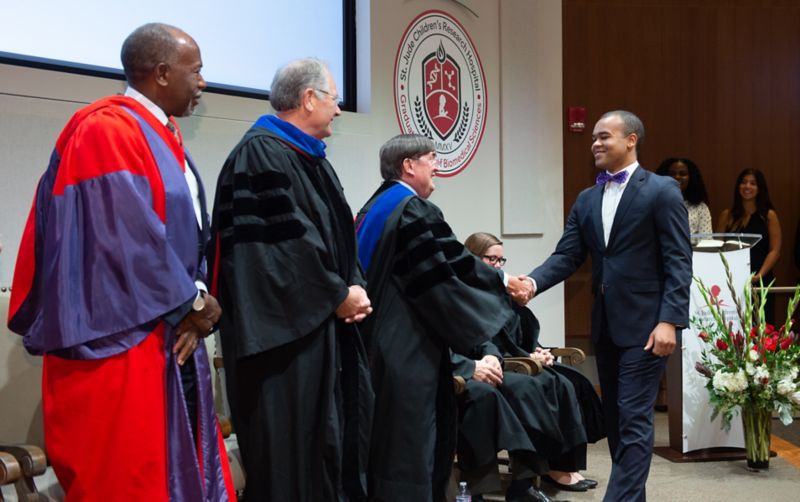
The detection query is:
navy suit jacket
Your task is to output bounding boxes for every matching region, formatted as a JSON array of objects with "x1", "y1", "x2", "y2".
[{"x1": 531, "y1": 166, "x2": 692, "y2": 348}]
